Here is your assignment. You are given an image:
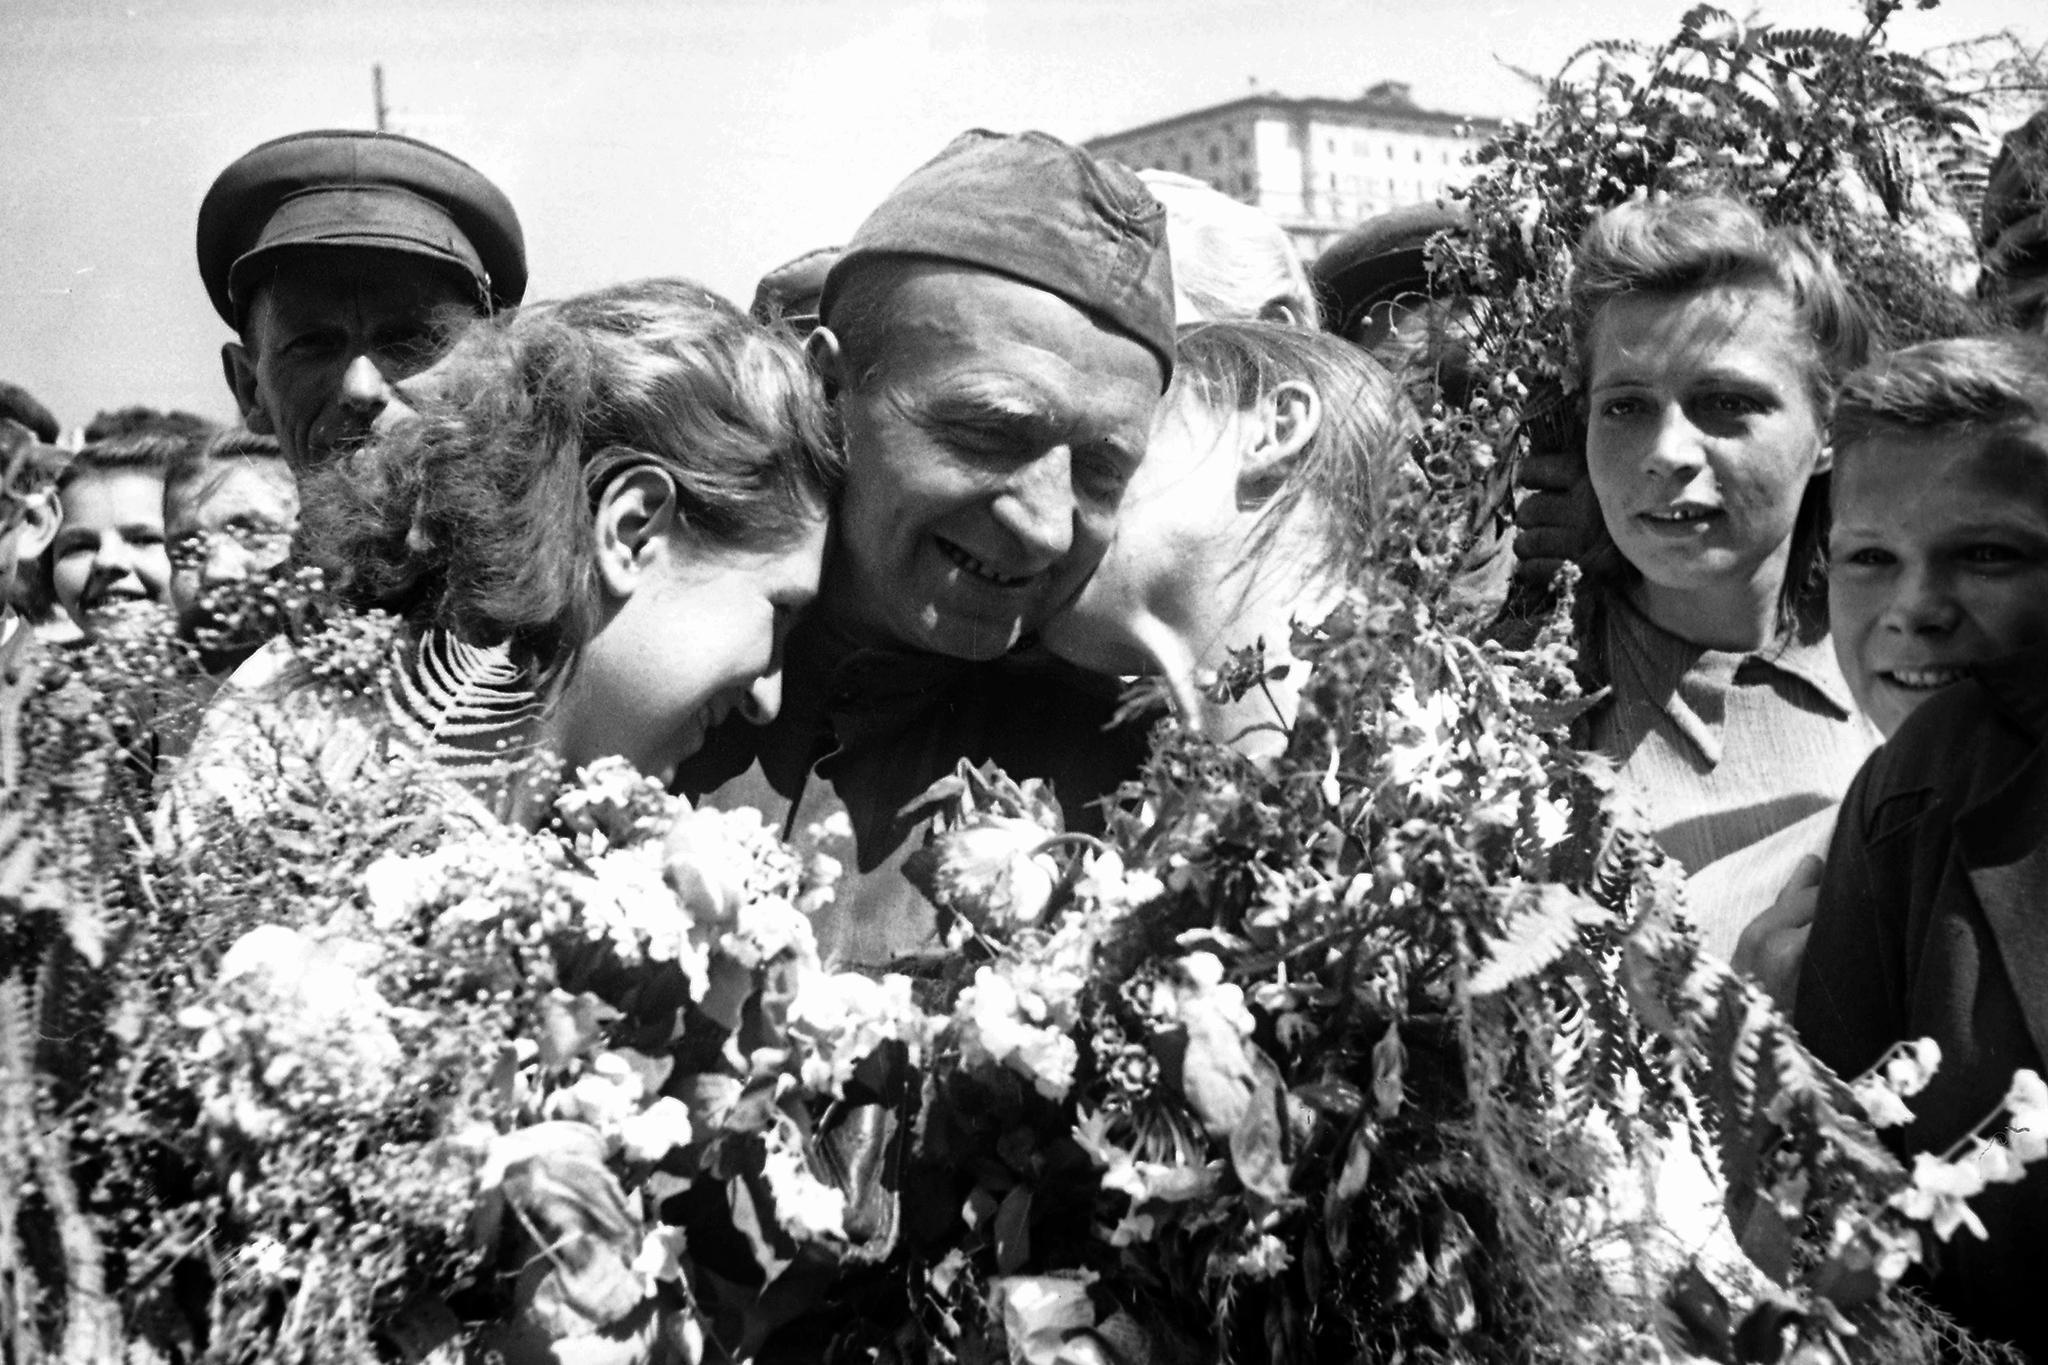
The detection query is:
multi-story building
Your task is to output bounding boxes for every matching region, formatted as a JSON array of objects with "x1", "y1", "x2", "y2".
[{"x1": 1084, "y1": 82, "x2": 1495, "y2": 259}]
